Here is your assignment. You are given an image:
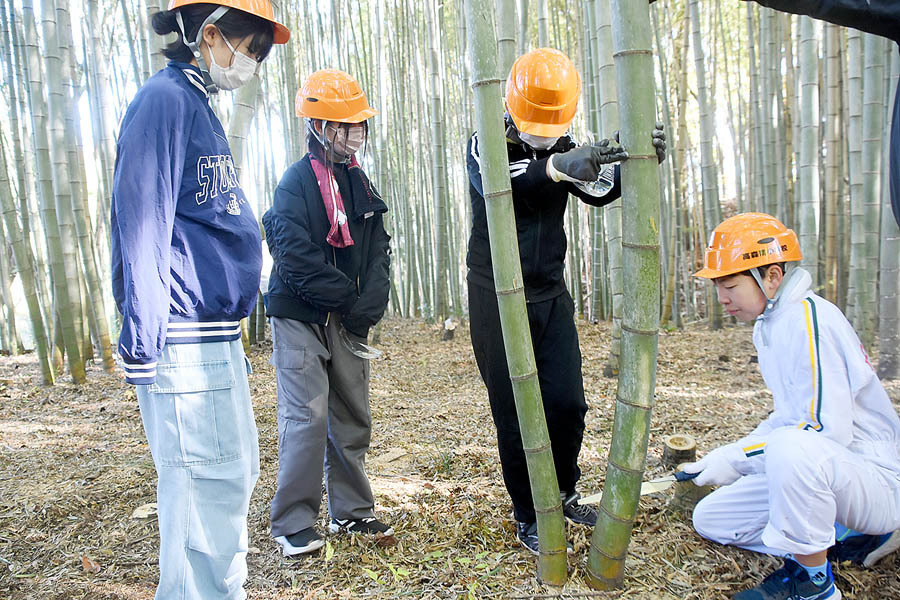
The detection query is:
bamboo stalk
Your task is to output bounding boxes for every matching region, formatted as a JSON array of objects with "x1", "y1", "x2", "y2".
[
  {"x1": 586, "y1": 0, "x2": 661, "y2": 588},
  {"x1": 465, "y1": 0, "x2": 567, "y2": 585}
]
